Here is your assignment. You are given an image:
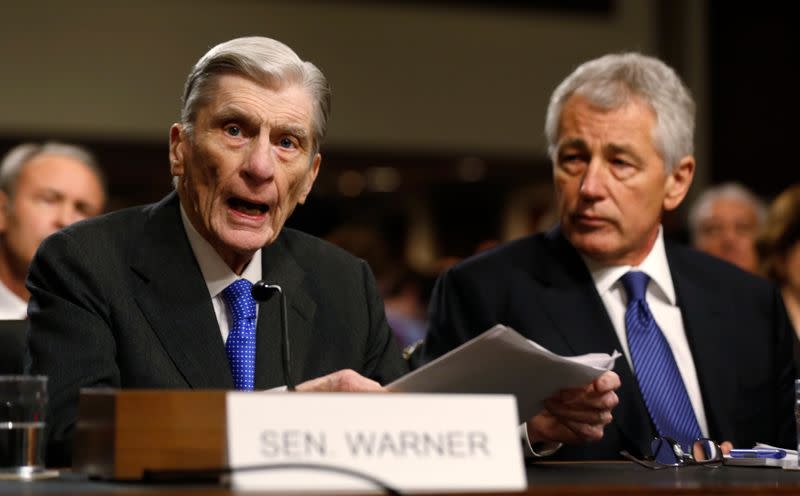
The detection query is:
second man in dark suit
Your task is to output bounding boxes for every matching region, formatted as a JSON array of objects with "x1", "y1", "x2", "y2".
[{"x1": 416, "y1": 52, "x2": 796, "y2": 459}]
